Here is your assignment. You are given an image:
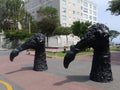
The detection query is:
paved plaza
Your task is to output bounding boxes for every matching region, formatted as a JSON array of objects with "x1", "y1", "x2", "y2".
[{"x1": 0, "y1": 50, "x2": 120, "y2": 90}]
